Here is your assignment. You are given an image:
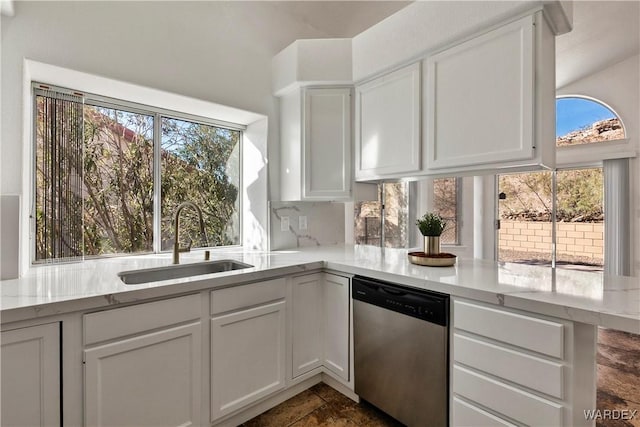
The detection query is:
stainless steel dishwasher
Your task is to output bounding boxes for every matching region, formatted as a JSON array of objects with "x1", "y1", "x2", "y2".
[{"x1": 353, "y1": 276, "x2": 449, "y2": 427}]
